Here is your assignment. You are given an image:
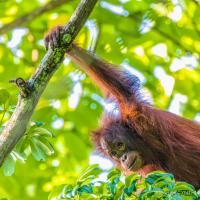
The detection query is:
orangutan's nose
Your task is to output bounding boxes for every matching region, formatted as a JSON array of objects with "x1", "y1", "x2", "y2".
[{"x1": 121, "y1": 153, "x2": 127, "y2": 163}]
